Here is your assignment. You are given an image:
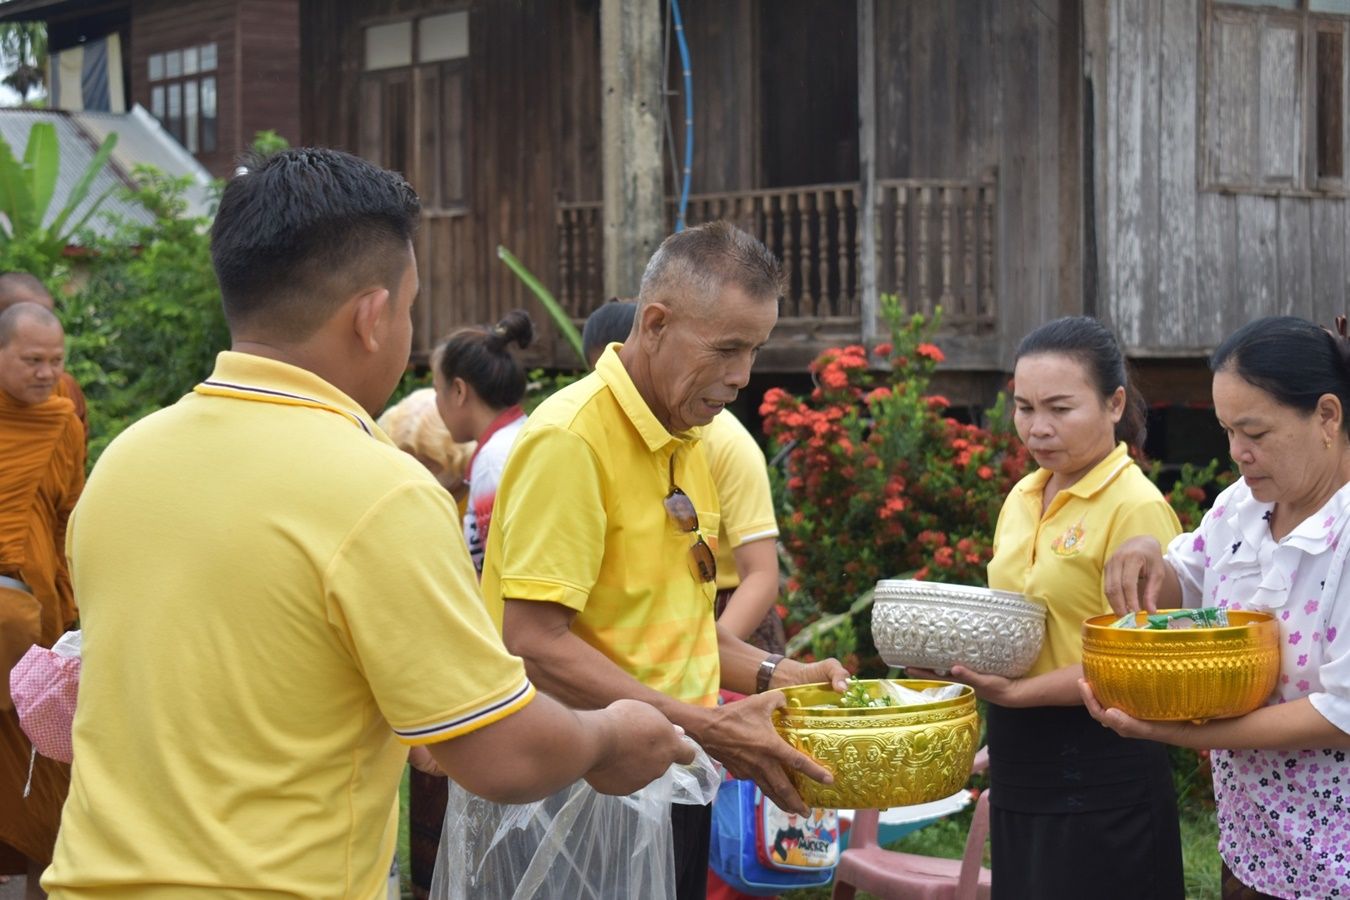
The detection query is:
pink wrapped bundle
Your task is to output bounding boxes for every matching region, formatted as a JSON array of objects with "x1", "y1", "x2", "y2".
[{"x1": 10, "y1": 631, "x2": 81, "y2": 764}]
